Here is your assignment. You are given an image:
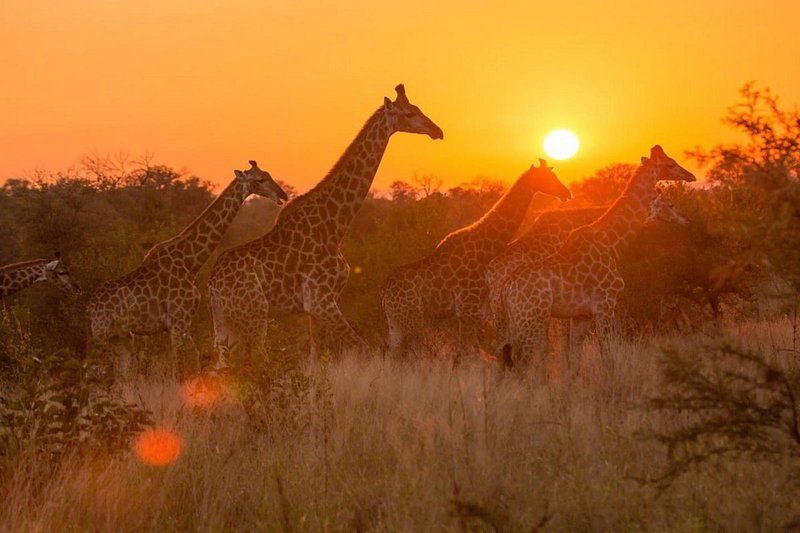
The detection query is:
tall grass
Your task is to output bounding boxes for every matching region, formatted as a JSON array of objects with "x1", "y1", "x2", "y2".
[{"x1": 1, "y1": 319, "x2": 799, "y2": 531}]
